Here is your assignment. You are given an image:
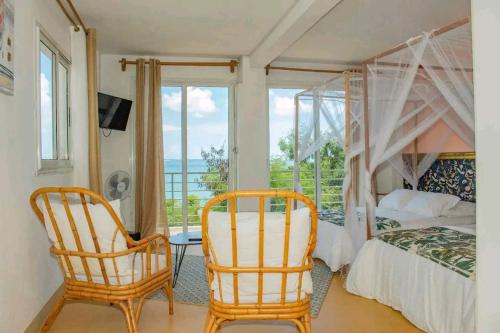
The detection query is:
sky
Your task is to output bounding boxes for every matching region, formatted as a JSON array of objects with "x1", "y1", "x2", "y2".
[
  {"x1": 268, "y1": 88, "x2": 310, "y2": 159},
  {"x1": 162, "y1": 86, "x2": 229, "y2": 160},
  {"x1": 162, "y1": 86, "x2": 309, "y2": 162},
  {"x1": 40, "y1": 47, "x2": 54, "y2": 160}
]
